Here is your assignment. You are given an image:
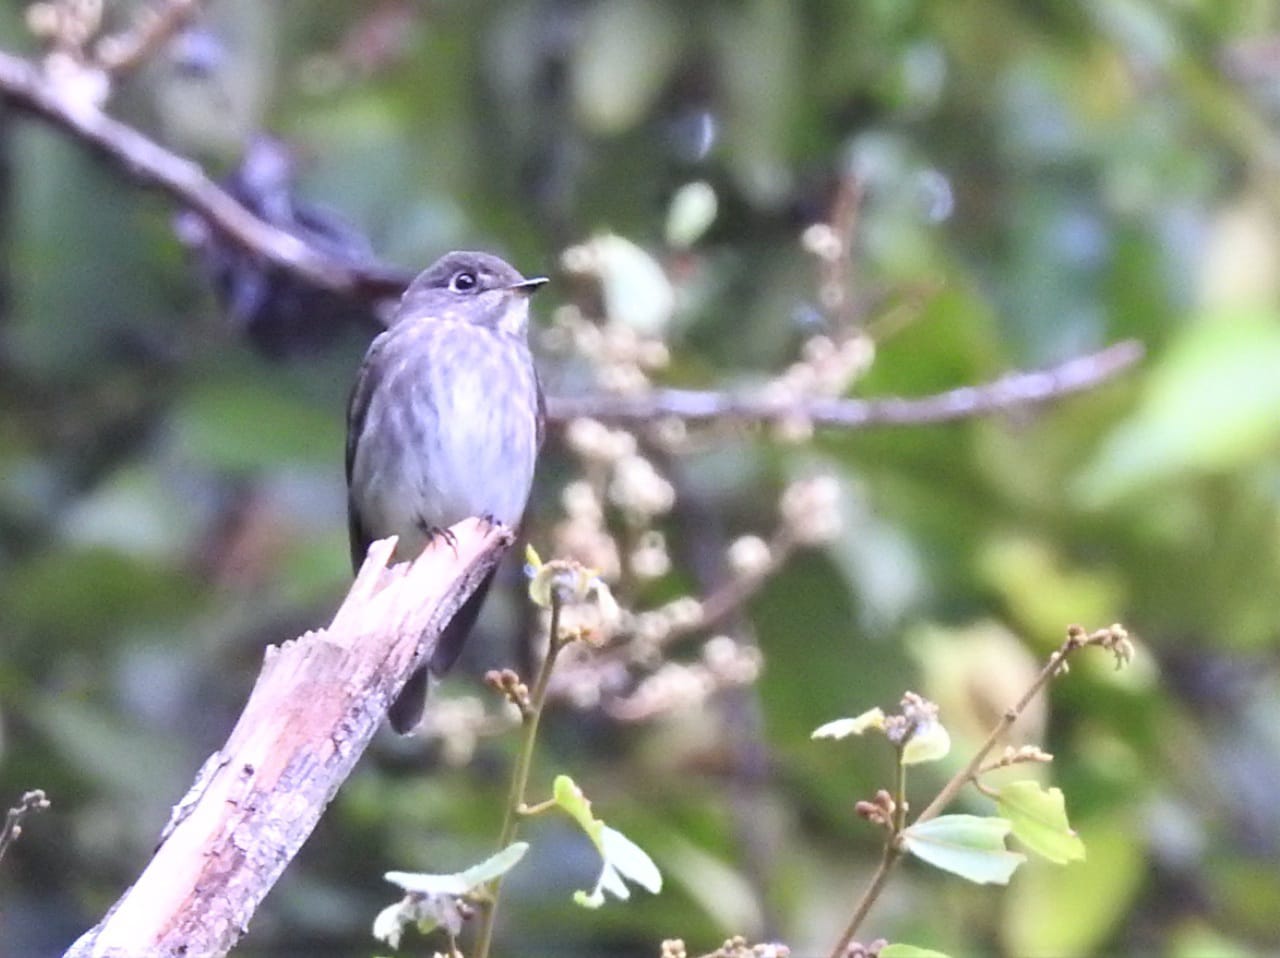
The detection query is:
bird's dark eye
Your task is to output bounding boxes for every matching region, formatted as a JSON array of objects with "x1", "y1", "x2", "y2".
[{"x1": 449, "y1": 270, "x2": 478, "y2": 293}]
